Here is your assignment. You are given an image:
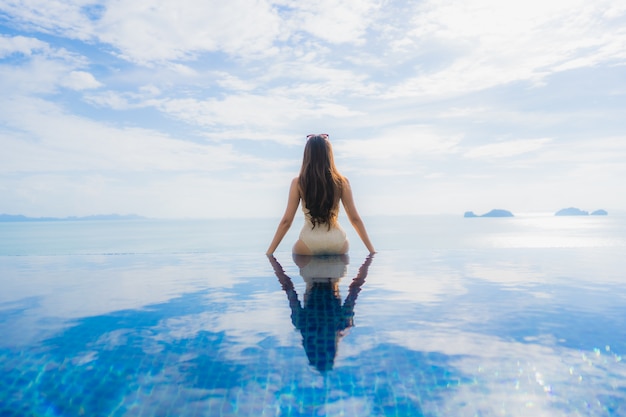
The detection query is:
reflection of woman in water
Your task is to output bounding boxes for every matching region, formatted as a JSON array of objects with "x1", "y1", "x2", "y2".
[
  {"x1": 268, "y1": 254, "x2": 374, "y2": 373},
  {"x1": 266, "y1": 133, "x2": 375, "y2": 255}
]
